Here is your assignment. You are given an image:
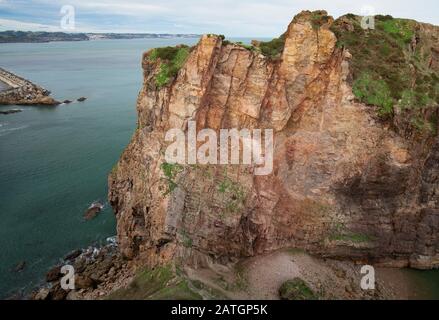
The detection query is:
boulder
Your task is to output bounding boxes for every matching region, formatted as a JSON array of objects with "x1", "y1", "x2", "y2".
[
  {"x1": 13, "y1": 261, "x2": 26, "y2": 273},
  {"x1": 75, "y1": 275, "x2": 97, "y2": 289},
  {"x1": 33, "y1": 287, "x2": 50, "y2": 300},
  {"x1": 49, "y1": 284, "x2": 69, "y2": 300},
  {"x1": 84, "y1": 202, "x2": 104, "y2": 220},
  {"x1": 64, "y1": 249, "x2": 82, "y2": 261},
  {"x1": 46, "y1": 265, "x2": 62, "y2": 282}
]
